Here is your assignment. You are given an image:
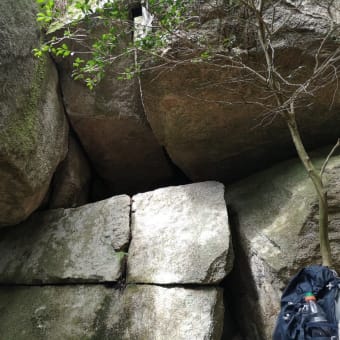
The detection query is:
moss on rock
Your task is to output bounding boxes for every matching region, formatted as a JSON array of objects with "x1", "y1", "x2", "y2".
[
  {"x1": 0, "y1": 0, "x2": 68, "y2": 227},
  {"x1": 1, "y1": 56, "x2": 48, "y2": 157}
]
